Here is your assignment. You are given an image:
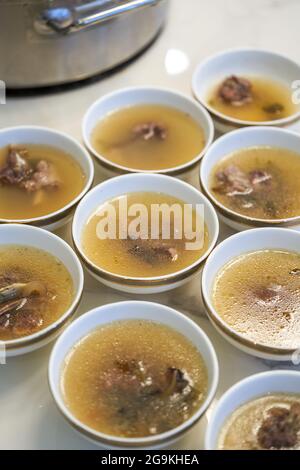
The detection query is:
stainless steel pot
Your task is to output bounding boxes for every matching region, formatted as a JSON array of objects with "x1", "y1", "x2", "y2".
[{"x1": 0, "y1": 0, "x2": 168, "y2": 88}]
